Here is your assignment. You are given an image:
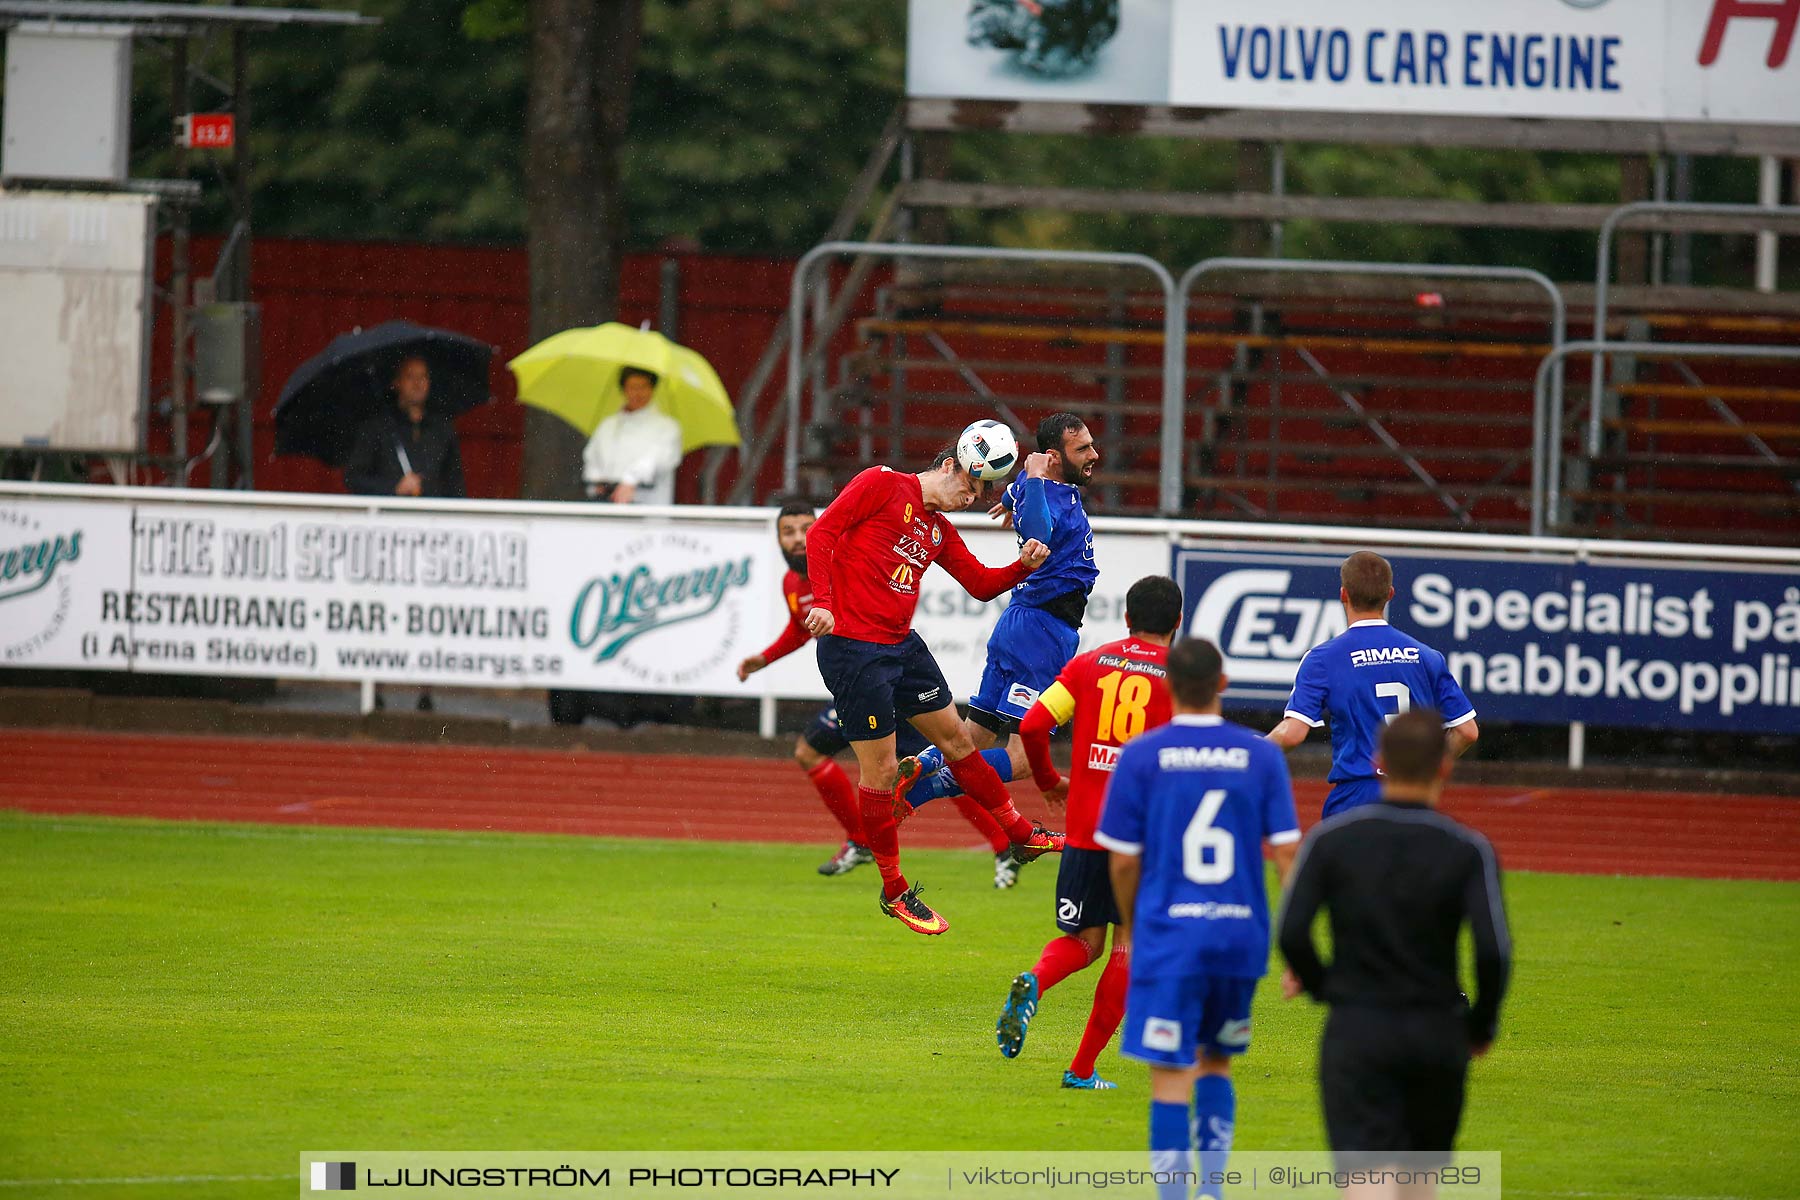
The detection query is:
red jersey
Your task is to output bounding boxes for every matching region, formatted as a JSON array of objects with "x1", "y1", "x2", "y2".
[
  {"x1": 1019, "y1": 637, "x2": 1173, "y2": 850},
  {"x1": 756, "y1": 569, "x2": 817, "y2": 664},
  {"x1": 805, "y1": 466, "x2": 1031, "y2": 644}
]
